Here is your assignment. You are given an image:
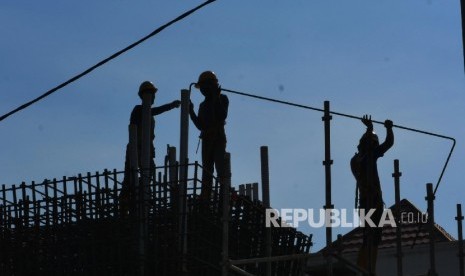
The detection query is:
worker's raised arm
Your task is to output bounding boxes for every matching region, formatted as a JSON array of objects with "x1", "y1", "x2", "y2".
[
  {"x1": 377, "y1": 120, "x2": 394, "y2": 156},
  {"x1": 151, "y1": 100, "x2": 180, "y2": 116}
]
